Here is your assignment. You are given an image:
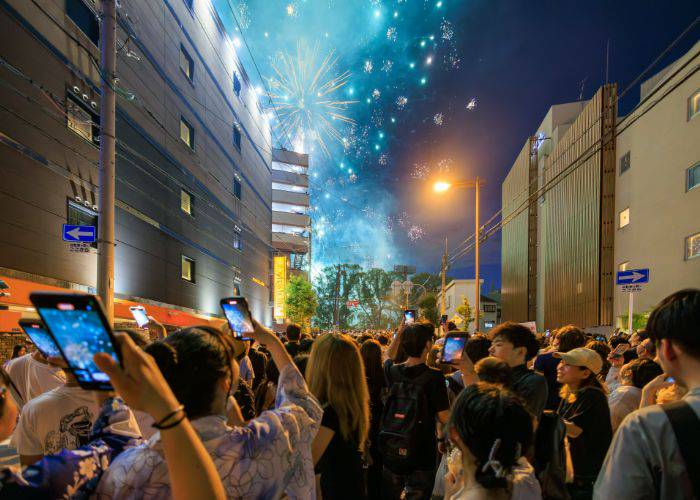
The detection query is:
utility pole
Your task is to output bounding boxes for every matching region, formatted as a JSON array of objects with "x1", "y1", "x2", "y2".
[
  {"x1": 98, "y1": 0, "x2": 117, "y2": 324},
  {"x1": 474, "y1": 177, "x2": 480, "y2": 331},
  {"x1": 440, "y1": 237, "x2": 447, "y2": 316}
]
